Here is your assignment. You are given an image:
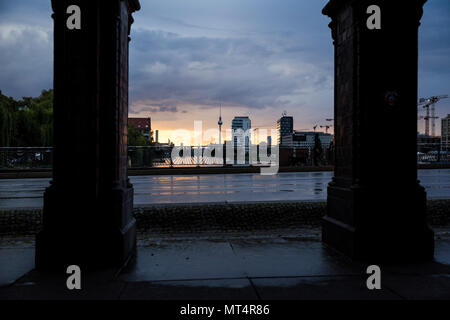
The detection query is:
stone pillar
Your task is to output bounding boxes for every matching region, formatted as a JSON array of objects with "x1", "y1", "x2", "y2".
[
  {"x1": 36, "y1": 0, "x2": 140, "y2": 270},
  {"x1": 322, "y1": 0, "x2": 434, "y2": 261}
]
